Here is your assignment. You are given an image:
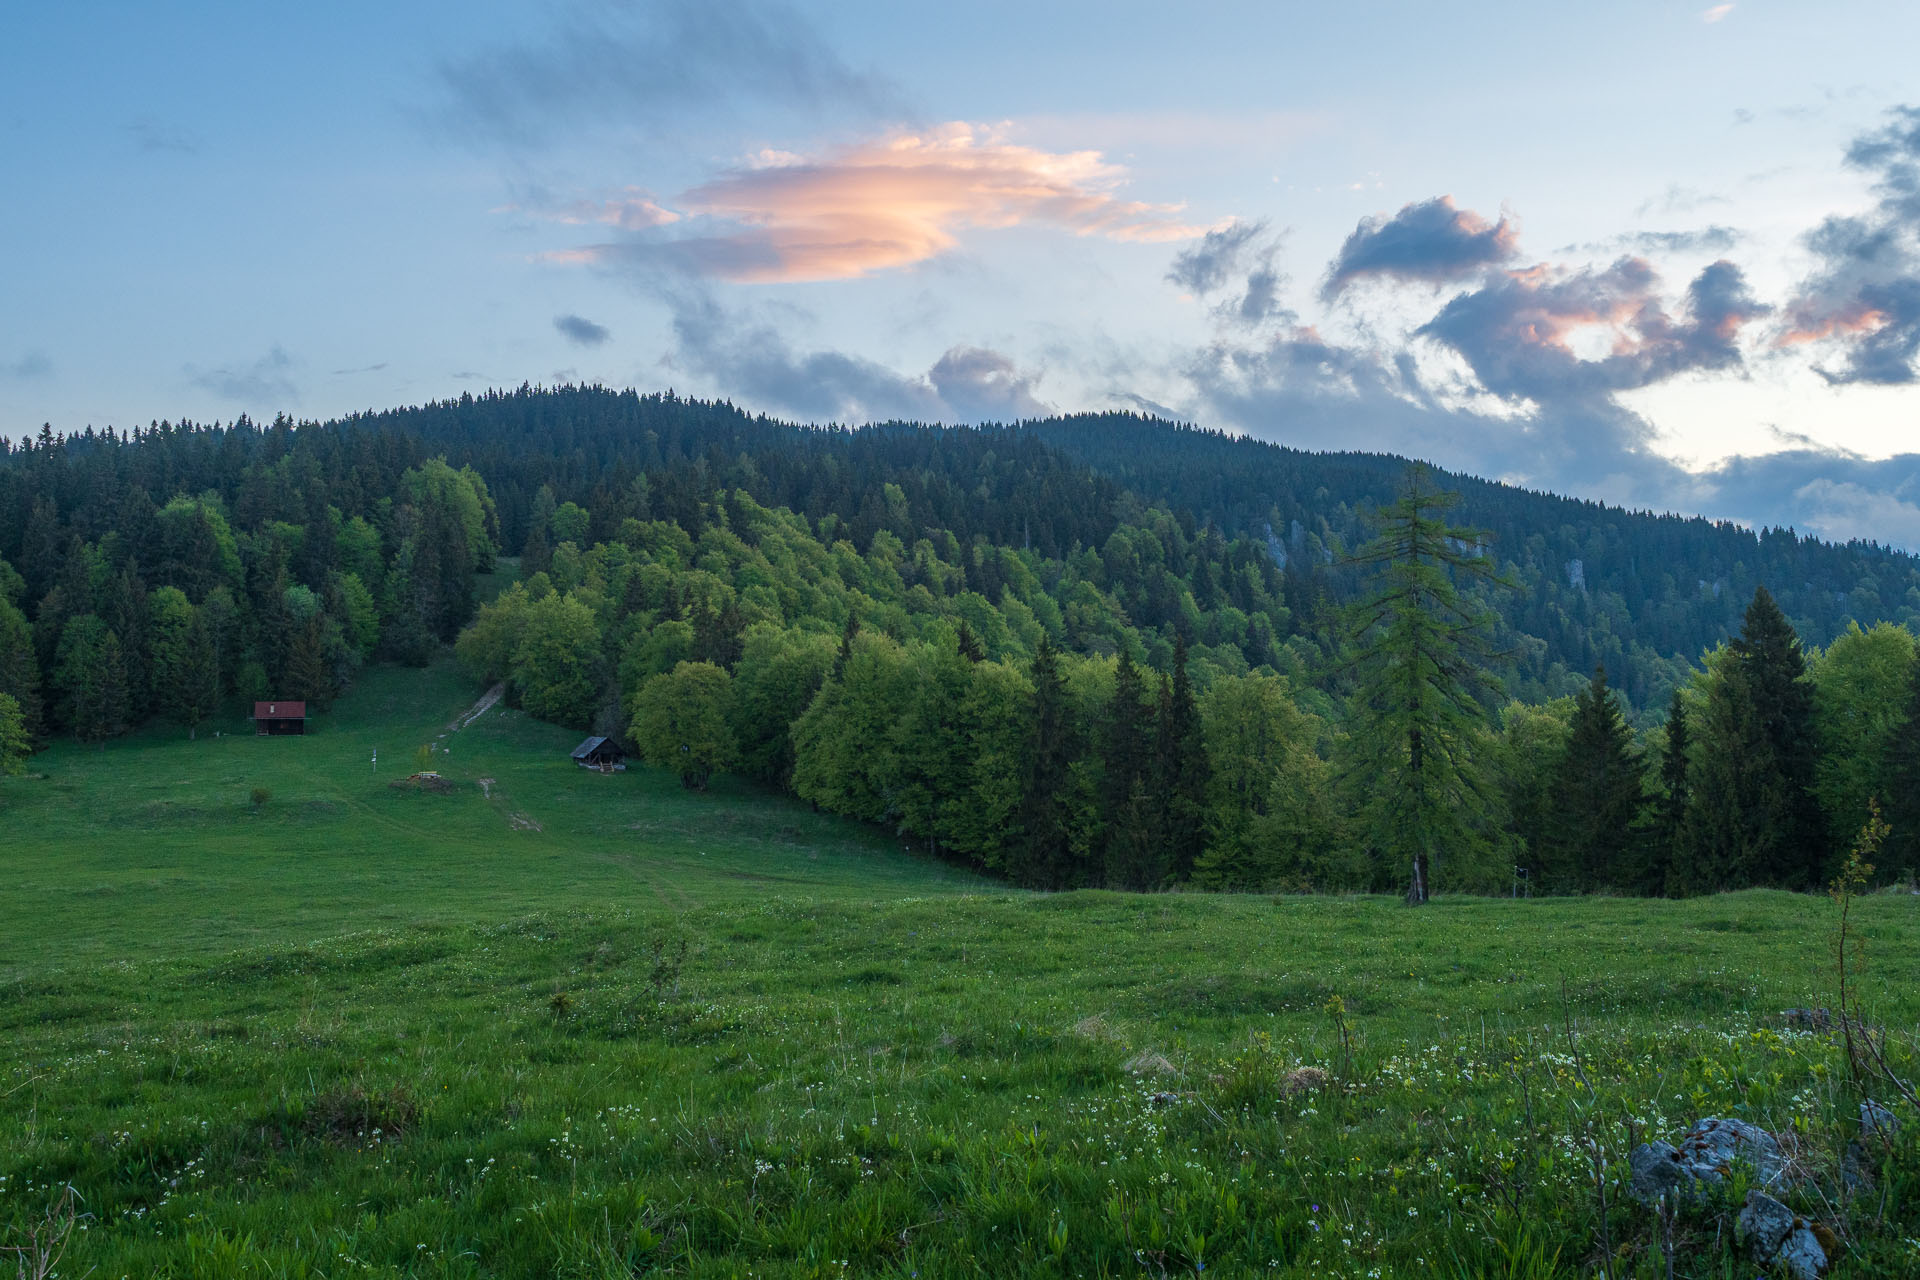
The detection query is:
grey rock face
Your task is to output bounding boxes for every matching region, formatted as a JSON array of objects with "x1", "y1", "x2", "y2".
[
  {"x1": 1628, "y1": 1117, "x2": 1786, "y2": 1203},
  {"x1": 1737, "y1": 1189, "x2": 1829, "y2": 1278},
  {"x1": 1774, "y1": 1225, "x2": 1828, "y2": 1280},
  {"x1": 1735, "y1": 1189, "x2": 1795, "y2": 1260},
  {"x1": 1860, "y1": 1099, "x2": 1900, "y2": 1140}
]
